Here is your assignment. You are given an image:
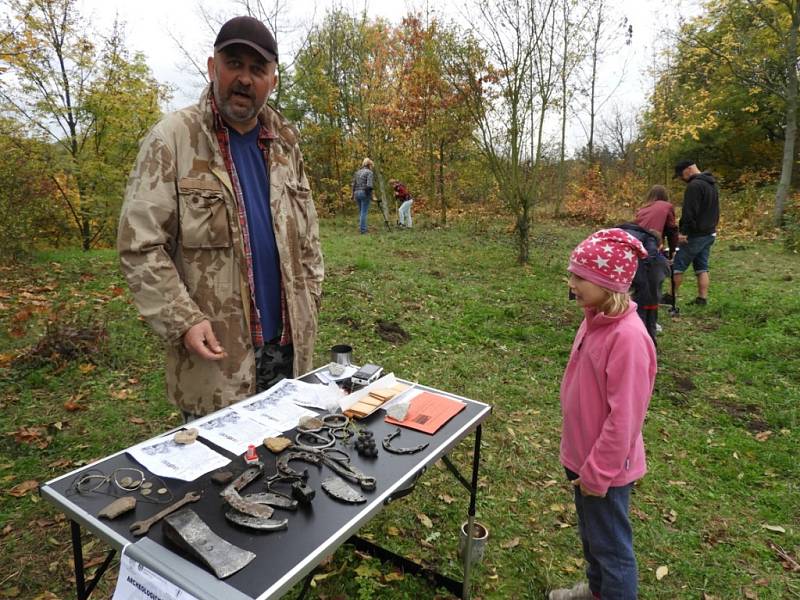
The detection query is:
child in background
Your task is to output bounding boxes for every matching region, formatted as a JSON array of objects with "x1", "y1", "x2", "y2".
[
  {"x1": 549, "y1": 229, "x2": 657, "y2": 600},
  {"x1": 391, "y1": 180, "x2": 414, "y2": 228},
  {"x1": 634, "y1": 184, "x2": 678, "y2": 258}
]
